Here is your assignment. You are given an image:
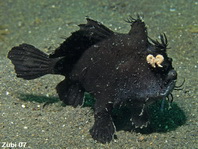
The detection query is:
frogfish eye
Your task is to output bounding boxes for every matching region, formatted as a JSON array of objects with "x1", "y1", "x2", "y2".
[{"x1": 168, "y1": 57, "x2": 173, "y2": 62}]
